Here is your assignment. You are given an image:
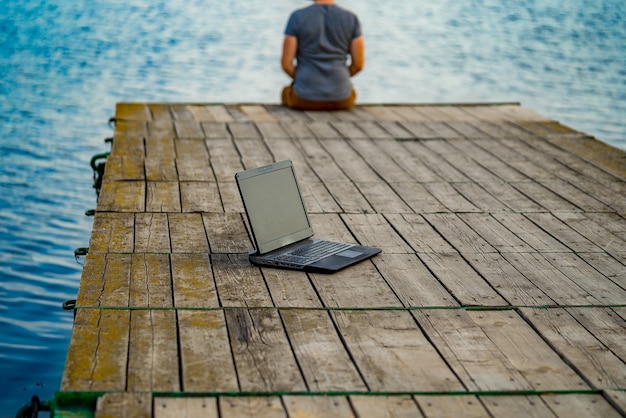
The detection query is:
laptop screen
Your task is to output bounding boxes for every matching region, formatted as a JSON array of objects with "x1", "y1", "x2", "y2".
[{"x1": 236, "y1": 160, "x2": 314, "y2": 254}]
